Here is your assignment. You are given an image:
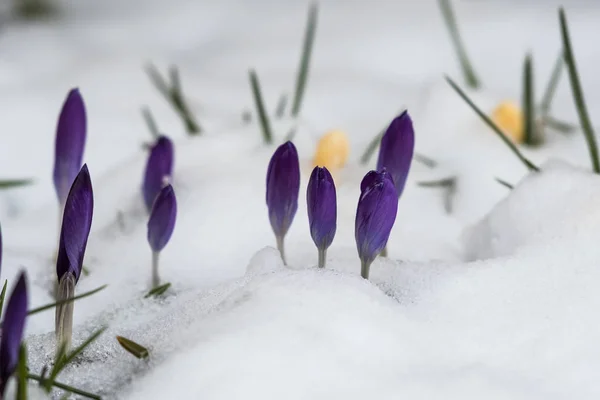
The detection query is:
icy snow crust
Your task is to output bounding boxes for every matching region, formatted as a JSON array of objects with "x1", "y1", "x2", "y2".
[{"x1": 2, "y1": 0, "x2": 600, "y2": 398}]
